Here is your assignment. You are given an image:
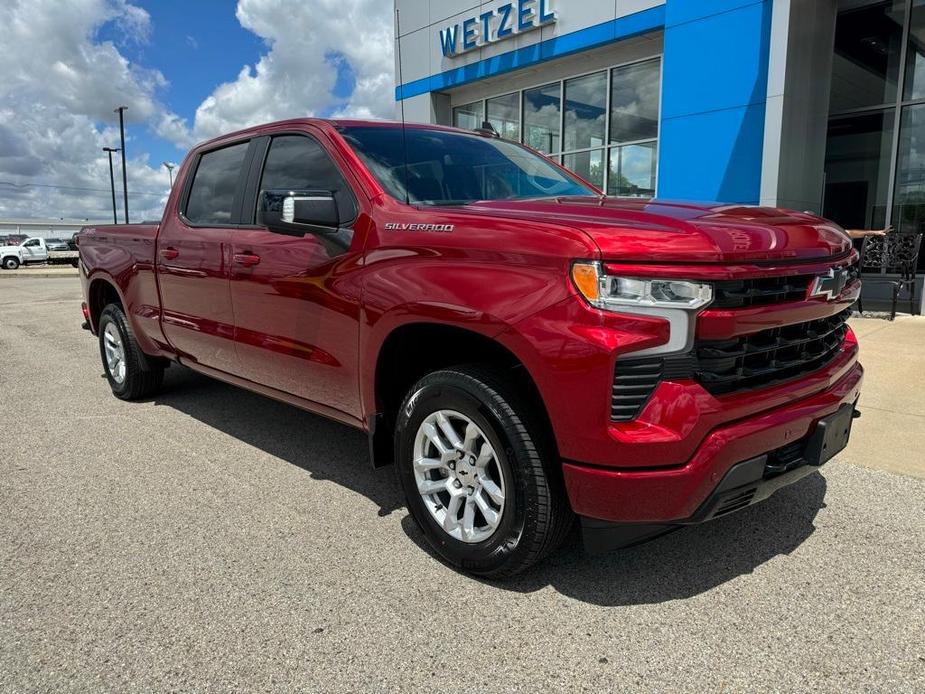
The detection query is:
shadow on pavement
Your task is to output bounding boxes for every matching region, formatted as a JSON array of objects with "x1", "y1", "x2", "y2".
[
  {"x1": 156, "y1": 365, "x2": 827, "y2": 607},
  {"x1": 154, "y1": 365, "x2": 405, "y2": 518}
]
